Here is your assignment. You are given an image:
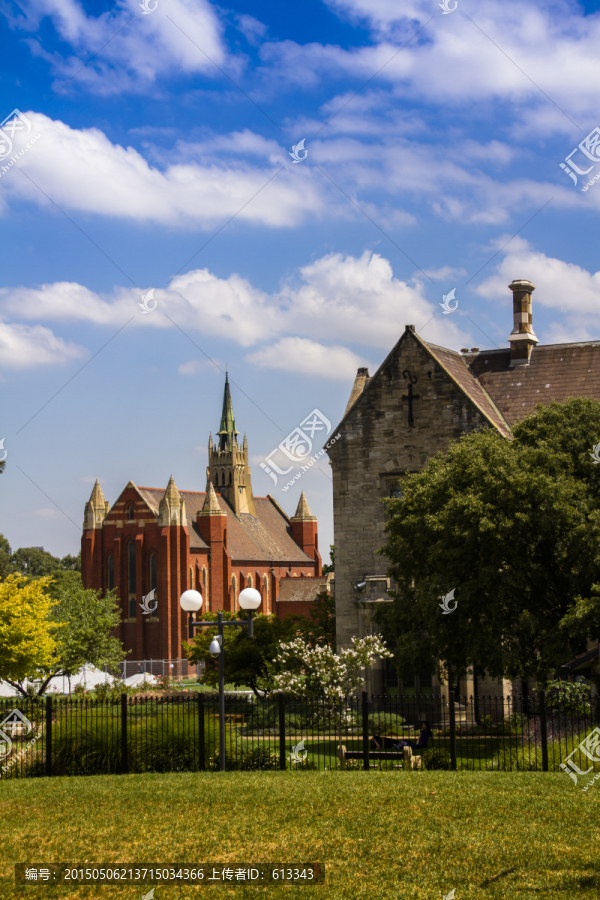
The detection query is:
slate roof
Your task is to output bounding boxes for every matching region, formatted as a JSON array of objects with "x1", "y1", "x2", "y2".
[
  {"x1": 136, "y1": 487, "x2": 314, "y2": 564},
  {"x1": 278, "y1": 577, "x2": 328, "y2": 603},
  {"x1": 464, "y1": 341, "x2": 600, "y2": 425}
]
